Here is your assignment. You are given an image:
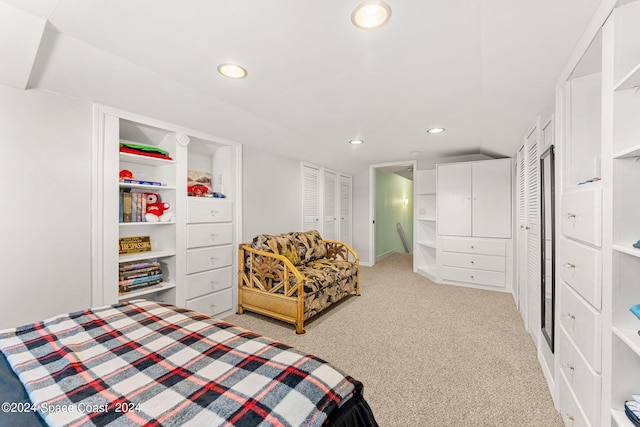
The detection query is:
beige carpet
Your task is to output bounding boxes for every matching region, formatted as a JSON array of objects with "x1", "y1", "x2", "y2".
[{"x1": 225, "y1": 253, "x2": 563, "y2": 426}]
